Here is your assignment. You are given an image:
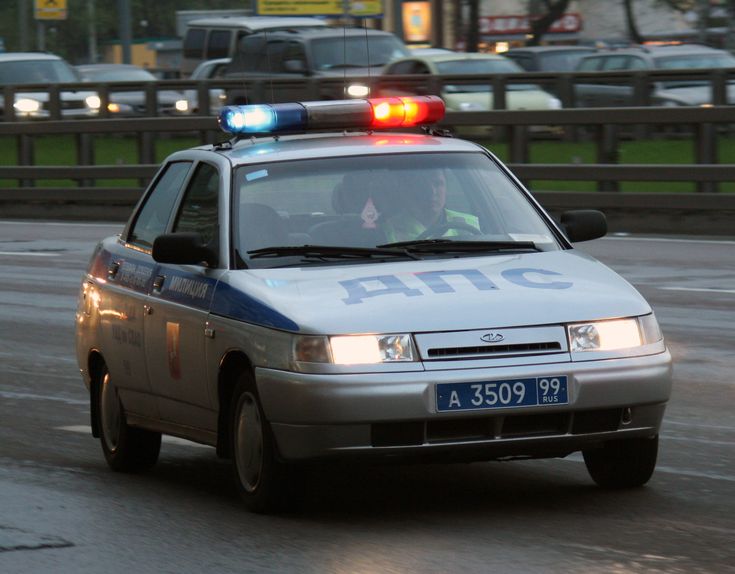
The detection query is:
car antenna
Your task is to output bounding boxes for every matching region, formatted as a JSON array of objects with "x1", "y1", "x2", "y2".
[
  {"x1": 264, "y1": 29, "x2": 275, "y2": 105},
  {"x1": 364, "y1": 20, "x2": 371, "y2": 98}
]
